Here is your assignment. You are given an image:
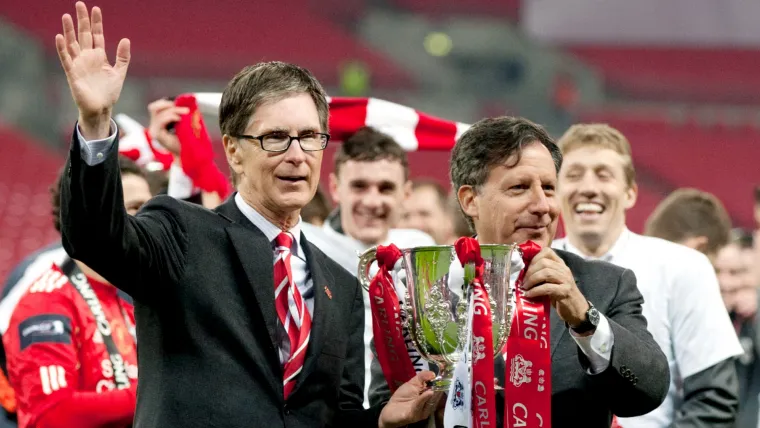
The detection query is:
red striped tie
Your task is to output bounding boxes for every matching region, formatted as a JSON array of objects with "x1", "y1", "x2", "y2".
[{"x1": 273, "y1": 232, "x2": 311, "y2": 398}]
